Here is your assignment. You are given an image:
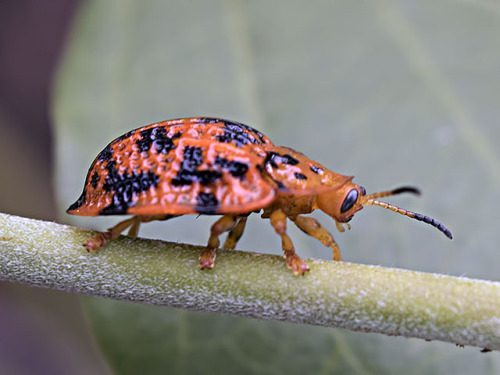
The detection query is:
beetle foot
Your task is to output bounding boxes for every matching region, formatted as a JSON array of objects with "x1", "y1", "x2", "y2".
[
  {"x1": 285, "y1": 253, "x2": 310, "y2": 276},
  {"x1": 199, "y1": 247, "x2": 216, "y2": 270},
  {"x1": 84, "y1": 232, "x2": 111, "y2": 253}
]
